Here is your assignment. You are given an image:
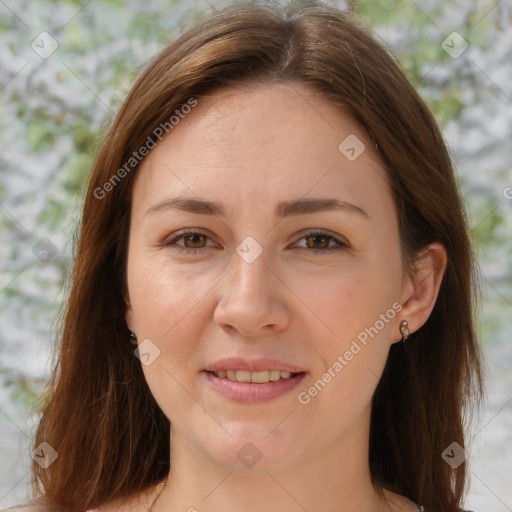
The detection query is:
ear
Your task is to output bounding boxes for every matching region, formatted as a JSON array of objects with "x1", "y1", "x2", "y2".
[
  {"x1": 393, "y1": 242, "x2": 447, "y2": 343},
  {"x1": 124, "y1": 295, "x2": 136, "y2": 335}
]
